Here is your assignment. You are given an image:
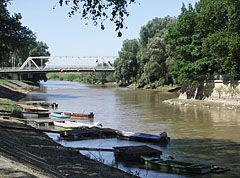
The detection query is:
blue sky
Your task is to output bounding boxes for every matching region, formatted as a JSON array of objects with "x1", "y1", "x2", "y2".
[{"x1": 8, "y1": 0, "x2": 198, "y2": 57}]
